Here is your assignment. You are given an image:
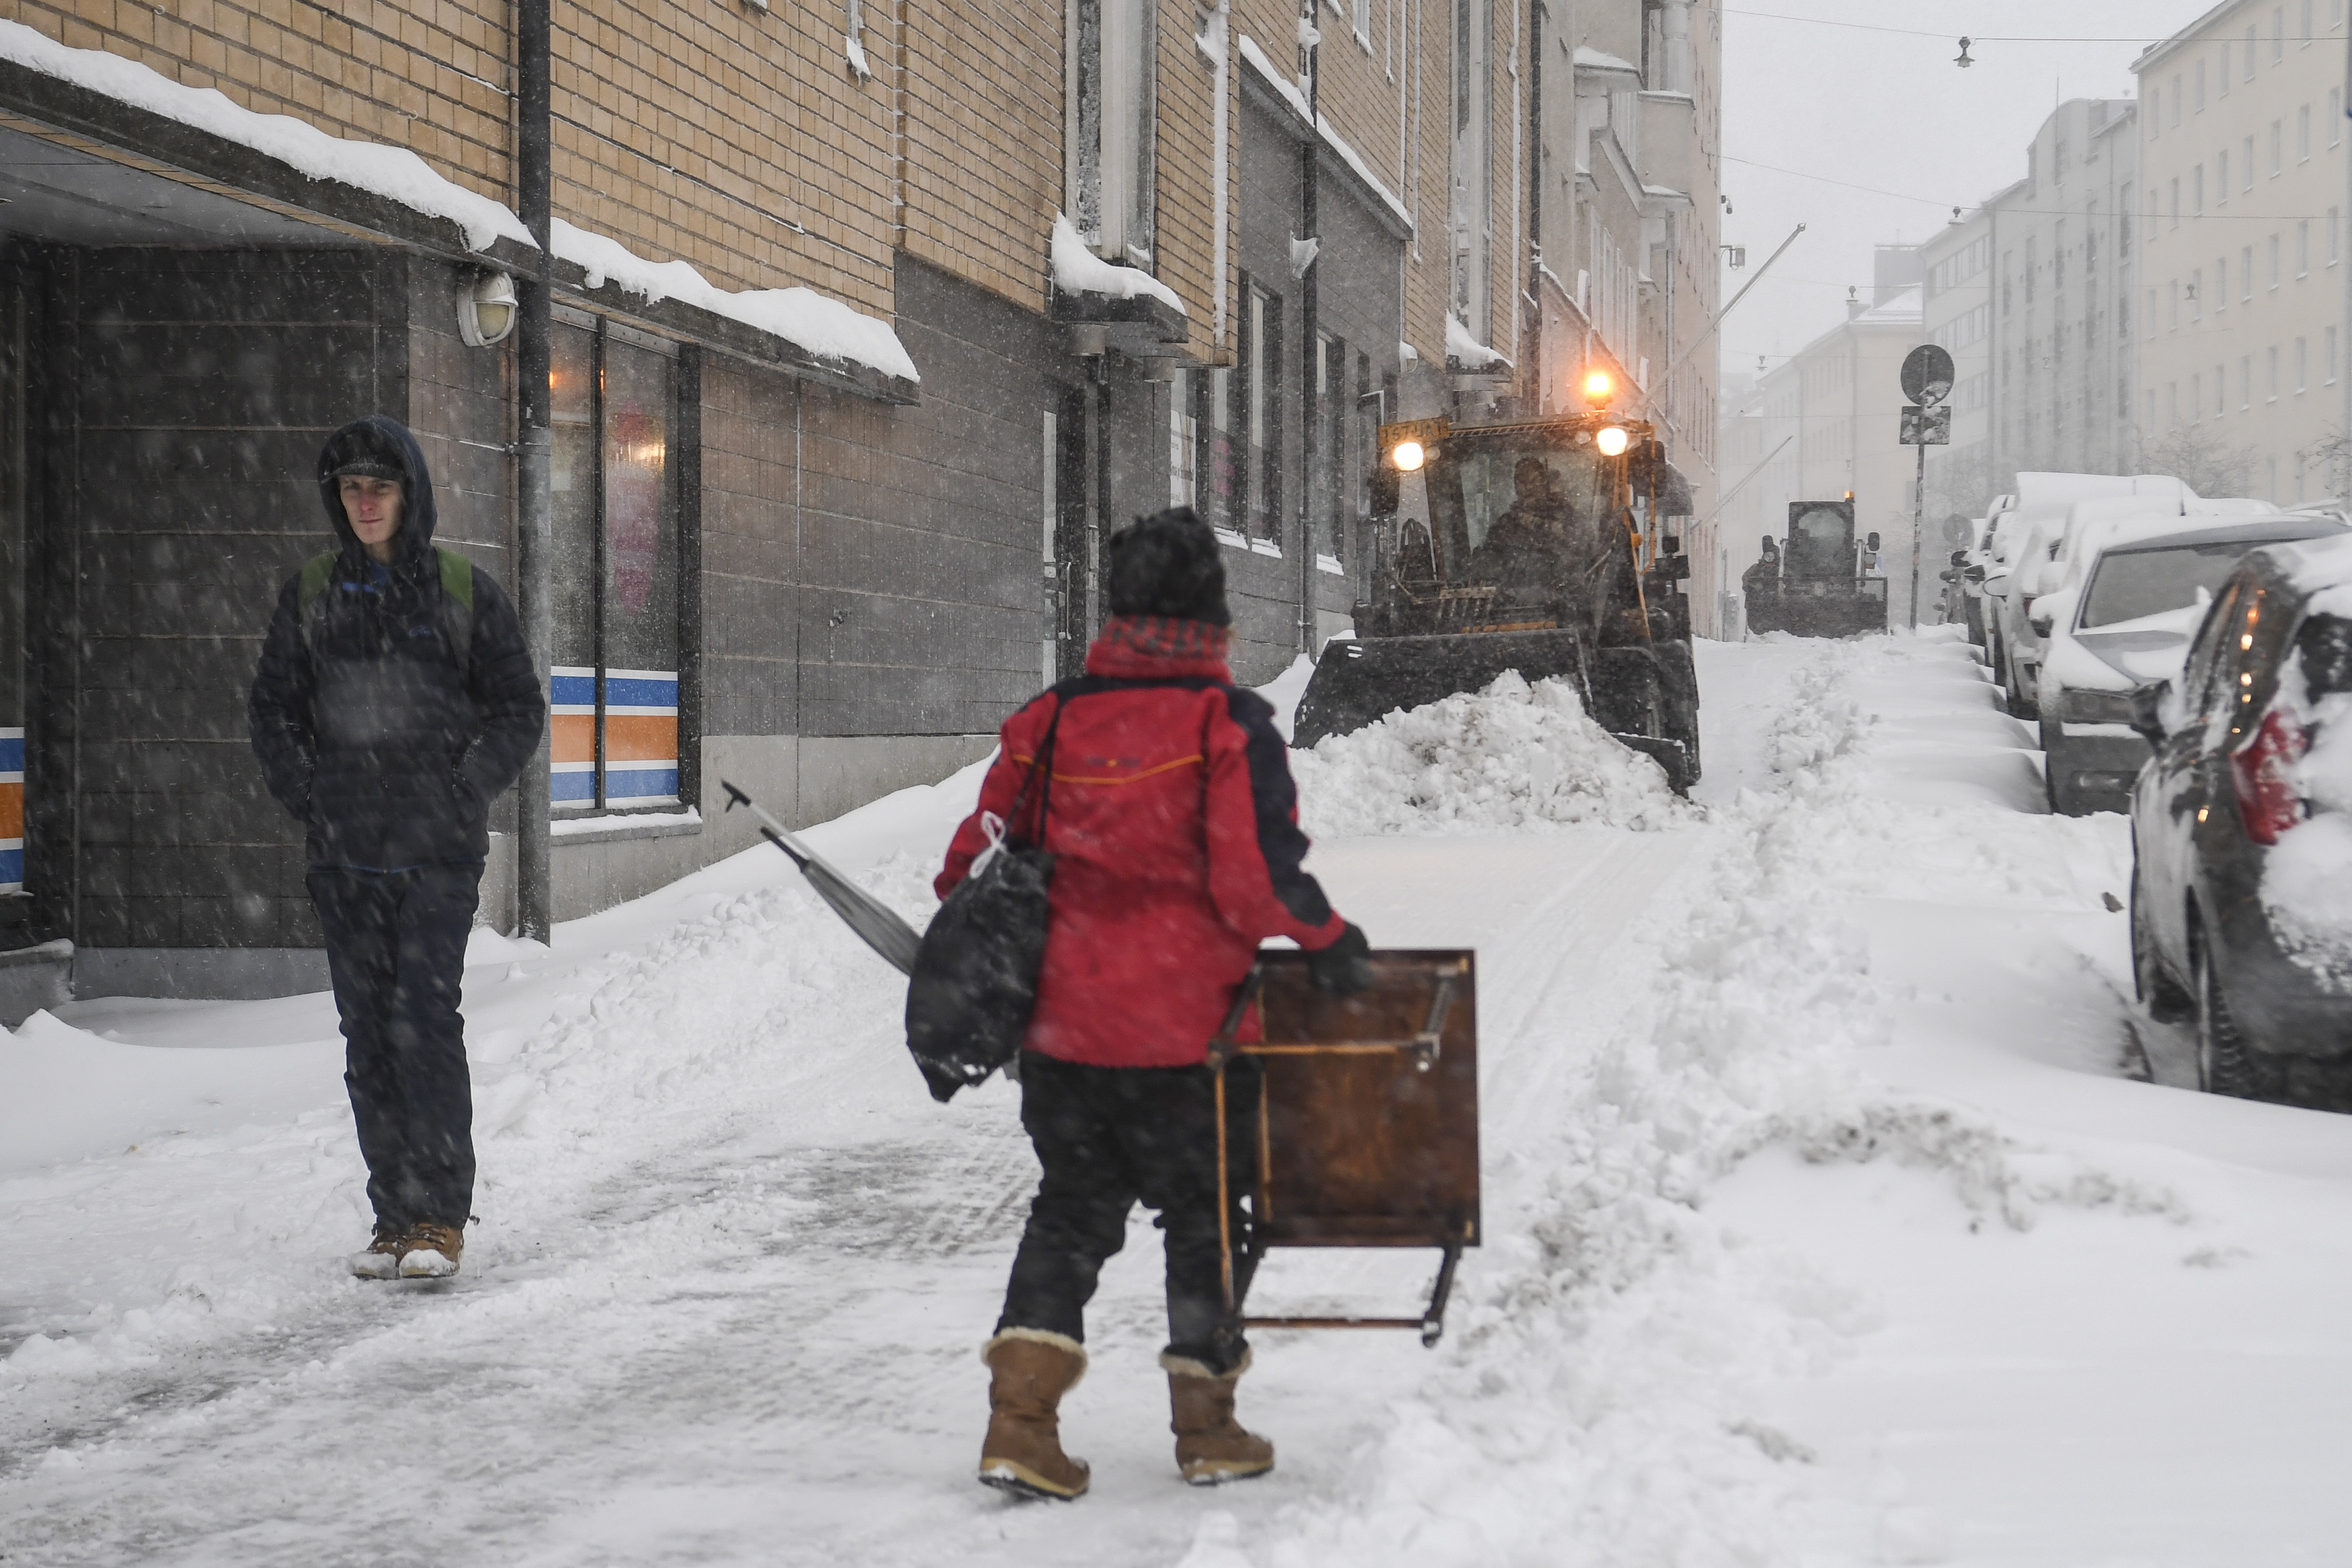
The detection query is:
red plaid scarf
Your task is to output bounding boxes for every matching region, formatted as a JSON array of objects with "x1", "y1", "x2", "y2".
[{"x1": 1095, "y1": 614, "x2": 1234, "y2": 661}]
